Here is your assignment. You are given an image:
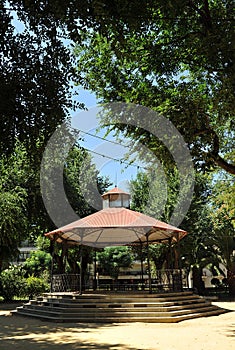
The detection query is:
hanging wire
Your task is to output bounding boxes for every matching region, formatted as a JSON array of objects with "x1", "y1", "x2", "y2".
[
  {"x1": 82, "y1": 146, "x2": 148, "y2": 172},
  {"x1": 78, "y1": 129, "x2": 148, "y2": 172}
]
